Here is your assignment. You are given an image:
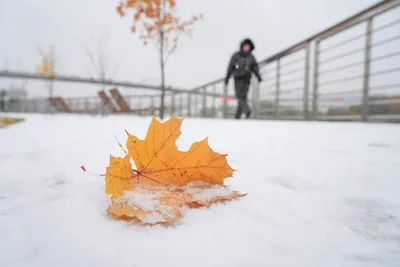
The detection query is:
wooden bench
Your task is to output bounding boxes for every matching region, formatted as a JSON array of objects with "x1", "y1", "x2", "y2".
[
  {"x1": 48, "y1": 97, "x2": 71, "y2": 112},
  {"x1": 98, "y1": 90, "x2": 117, "y2": 112},
  {"x1": 109, "y1": 88, "x2": 131, "y2": 113}
]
